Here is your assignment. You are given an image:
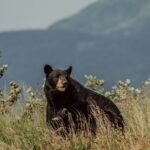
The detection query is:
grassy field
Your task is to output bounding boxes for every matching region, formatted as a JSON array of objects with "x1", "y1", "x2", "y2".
[{"x1": 0, "y1": 76, "x2": 150, "y2": 150}]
